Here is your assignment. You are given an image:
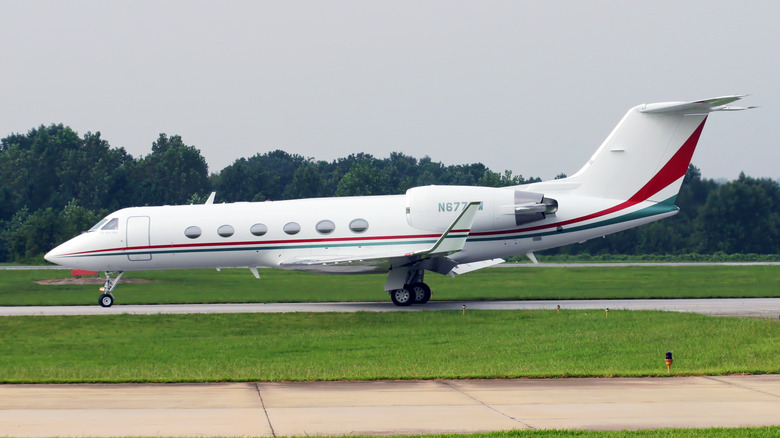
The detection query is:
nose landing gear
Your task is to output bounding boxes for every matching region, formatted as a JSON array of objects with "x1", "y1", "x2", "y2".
[{"x1": 99, "y1": 271, "x2": 124, "y2": 307}]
